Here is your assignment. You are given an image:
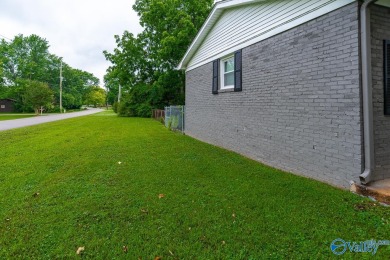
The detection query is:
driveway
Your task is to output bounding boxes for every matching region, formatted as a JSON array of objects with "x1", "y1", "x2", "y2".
[{"x1": 0, "y1": 108, "x2": 103, "y2": 131}]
